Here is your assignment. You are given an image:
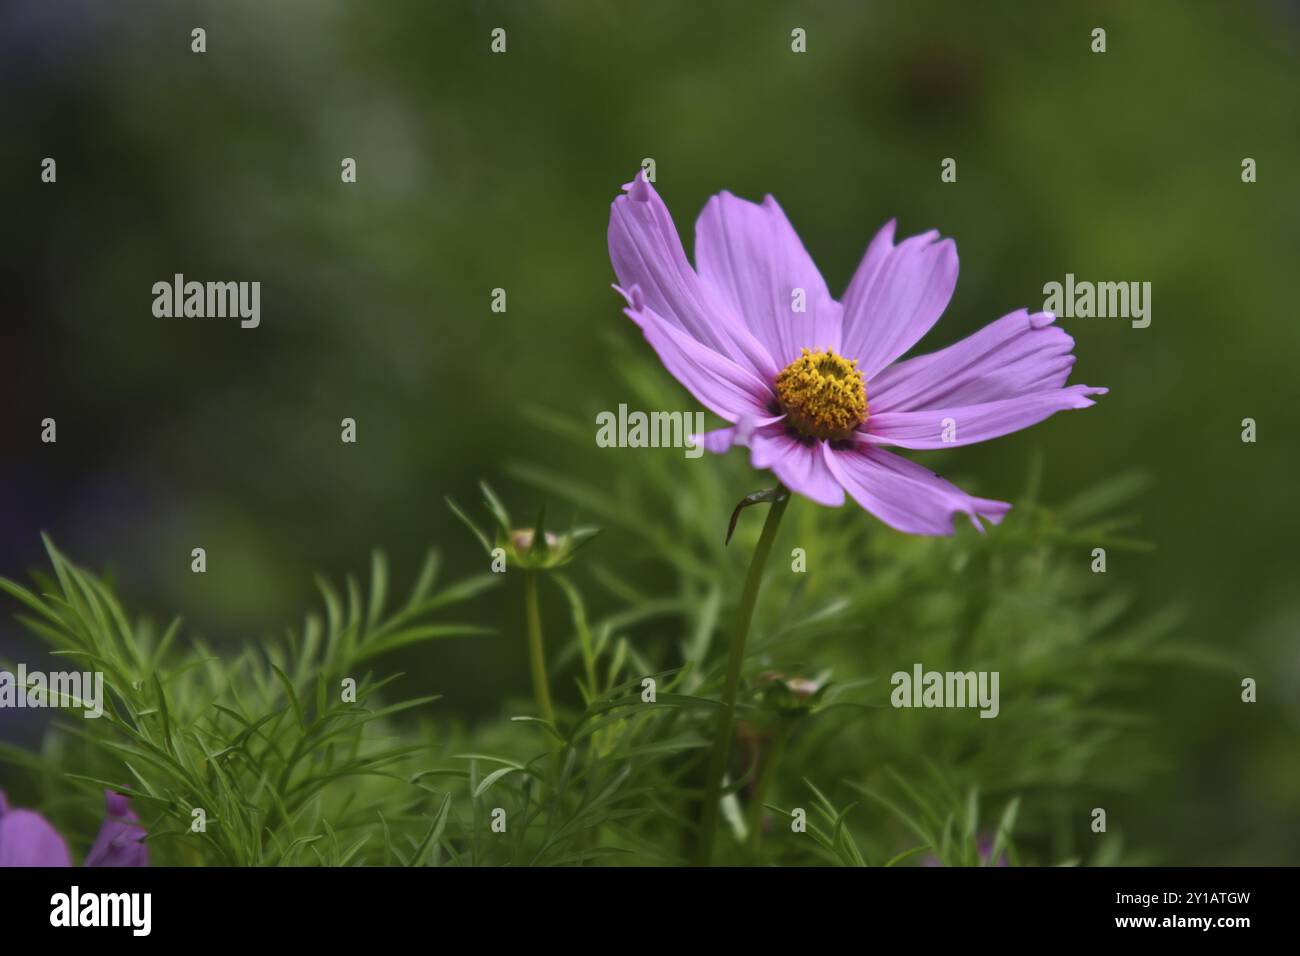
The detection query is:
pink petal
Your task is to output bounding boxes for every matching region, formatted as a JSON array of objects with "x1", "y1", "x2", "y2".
[
  {"x1": 869, "y1": 309, "x2": 1086, "y2": 412},
  {"x1": 750, "y1": 426, "x2": 845, "y2": 507},
  {"x1": 690, "y1": 413, "x2": 785, "y2": 455},
  {"x1": 617, "y1": 285, "x2": 777, "y2": 424},
  {"x1": 695, "y1": 191, "x2": 841, "y2": 364},
  {"x1": 84, "y1": 790, "x2": 148, "y2": 867},
  {"x1": 840, "y1": 220, "x2": 959, "y2": 379},
  {"x1": 823, "y1": 443, "x2": 1010, "y2": 536},
  {"x1": 694, "y1": 426, "x2": 740, "y2": 453},
  {"x1": 0, "y1": 792, "x2": 72, "y2": 867},
  {"x1": 864, "y1": 385, "x2": 1106, "y2": 449},
  {"x1": 609, "y1": 172, "x2": 778, "y2": 380}
]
